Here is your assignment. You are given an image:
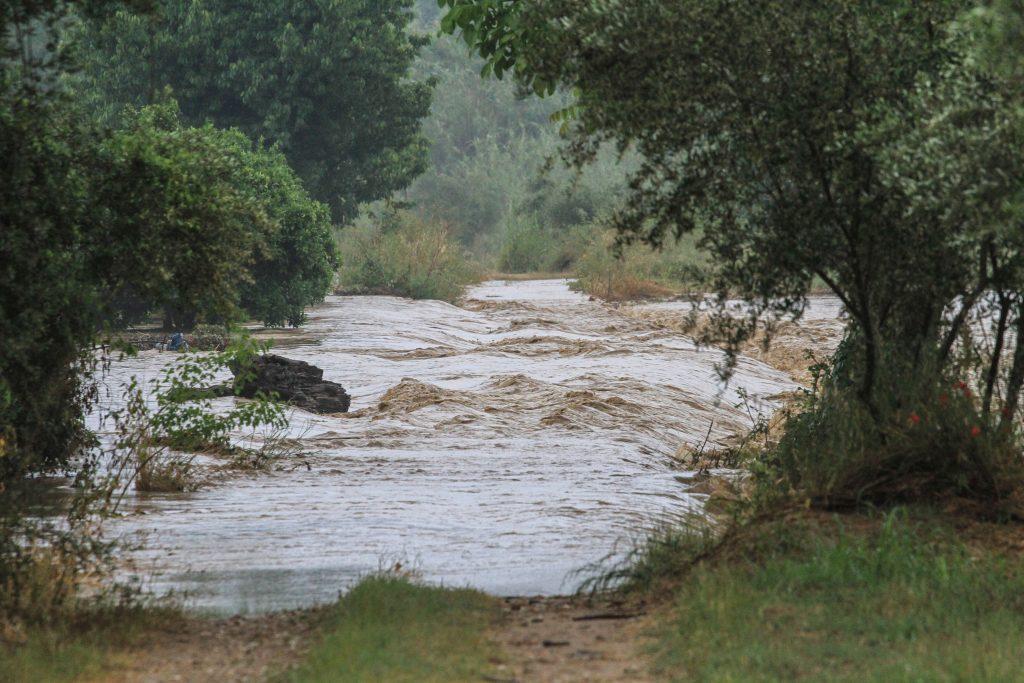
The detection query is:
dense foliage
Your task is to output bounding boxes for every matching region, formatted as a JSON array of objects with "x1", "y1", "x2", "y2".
[
  {"x1": 1, "y1": 1, "x2": 336, "y2": 480},
  {"x1": 97, "y1": 101, "x2": 337, "y2": 330},
  {"x1": 76, "y1": 0, "x2": 433, "y2": 223},
  {"x1": 0, "y1": 76, "x2": 107, "y2": 480}
]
